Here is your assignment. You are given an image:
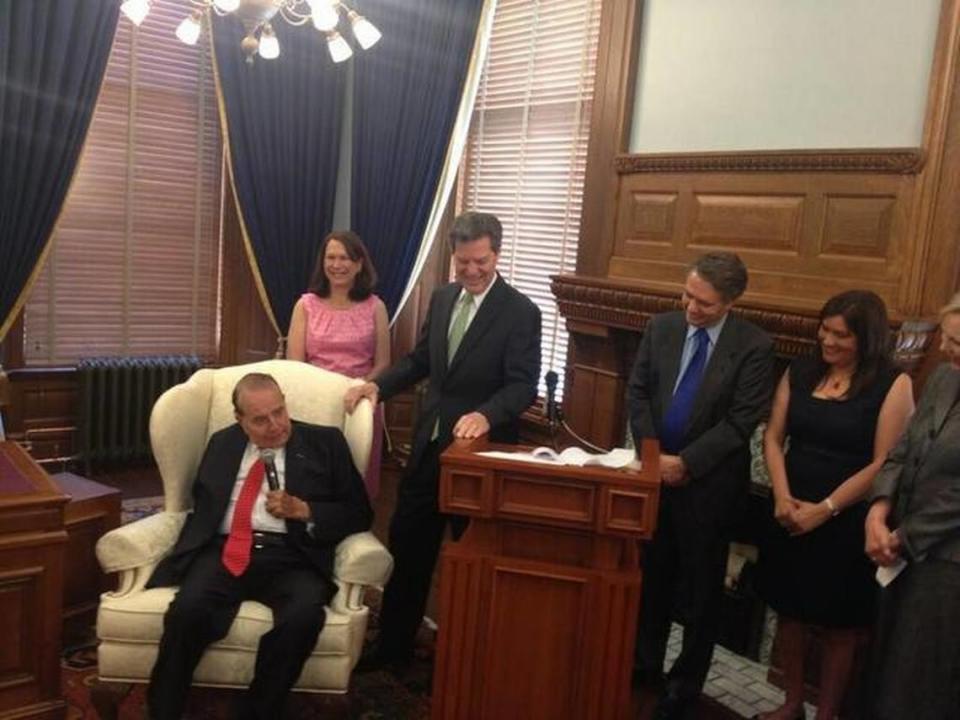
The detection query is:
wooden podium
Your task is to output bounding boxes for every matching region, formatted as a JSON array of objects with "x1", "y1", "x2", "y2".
[
  {"x1": 0, "y1": 441, "x2": 68, "y2": 720},
  {"x1": 431, "y1": 437, "x2": 660, "y2": 720}
]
